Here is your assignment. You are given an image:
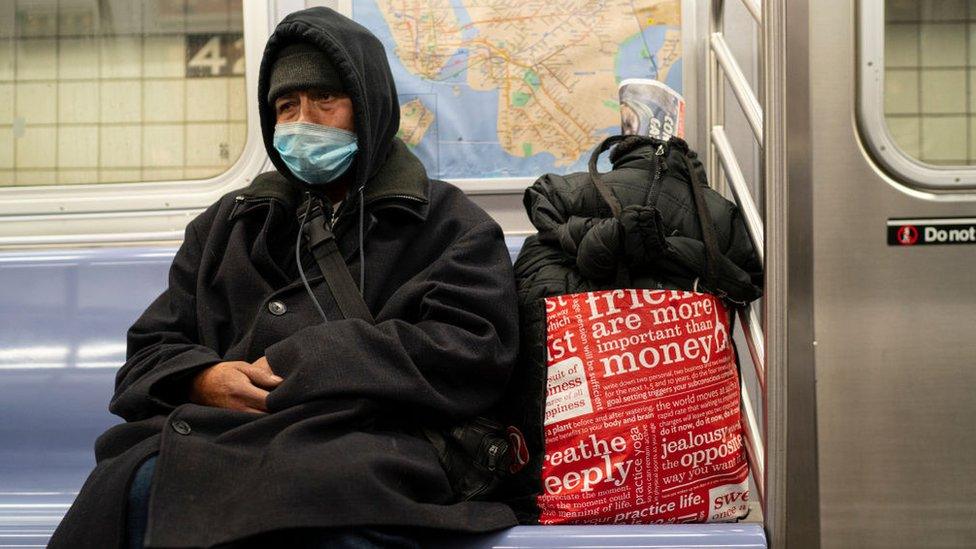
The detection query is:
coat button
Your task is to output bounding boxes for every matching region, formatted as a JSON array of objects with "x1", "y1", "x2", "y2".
[
  {"x1": 172, "y1": 420, "x2": 192, "y2": 435},
  {"x1": 268, "y1": 300, "x2": 287, "y2": 315}
]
